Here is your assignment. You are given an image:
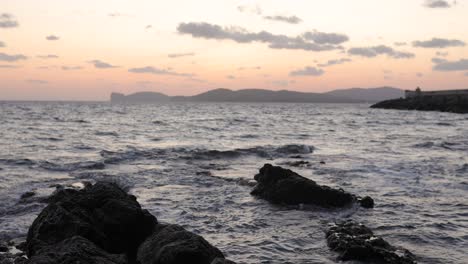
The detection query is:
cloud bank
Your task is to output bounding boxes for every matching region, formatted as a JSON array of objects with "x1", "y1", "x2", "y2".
[
  {"x1": 290, "y1": 66, "x2": 324, "y2": 76},
  {"x1": 128, "y1": 66, "x2": 192, "y2": 77},
  {"x1": 177, "y1": 22, "x2": 347, "y2": 52},
  {"x1": 433, "y1": 58, "x2": 468, "y2": 71},
  {"x1": 0, "y1": 13, "x2": 19, "y2": 28},
  {"x1": 348, "y1": 45, "x2": 414, "y2": 59},
  {"x1": 0, "y1": 52, "x2": 27, "y2": 62},
  {"x1": 413, "y1": 38, "x2": 465, "y2": 48}
]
